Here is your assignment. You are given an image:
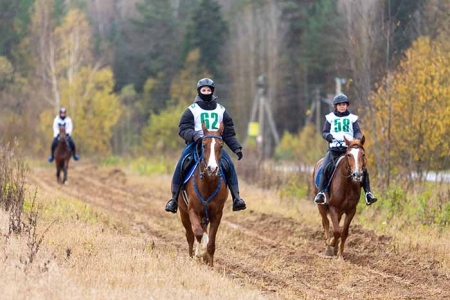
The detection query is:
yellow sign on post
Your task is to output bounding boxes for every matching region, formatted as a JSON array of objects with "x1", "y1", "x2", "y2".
[{"x1": 248, "y1": 122, "x2": 260, "y2": 137}]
